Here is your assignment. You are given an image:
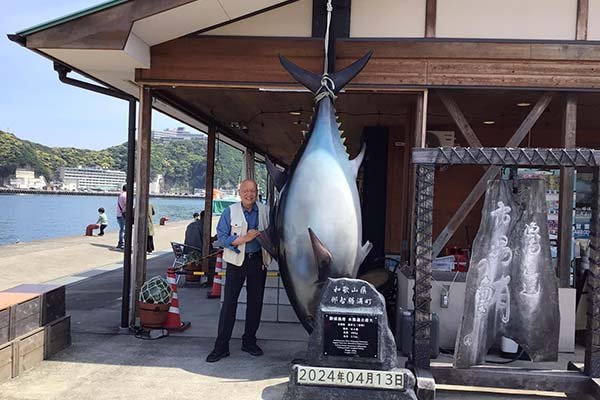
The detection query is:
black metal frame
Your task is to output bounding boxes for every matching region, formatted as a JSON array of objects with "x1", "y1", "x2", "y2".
[{"x1": 410, "y1": 147, "x2": 600, "y2": 398}]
